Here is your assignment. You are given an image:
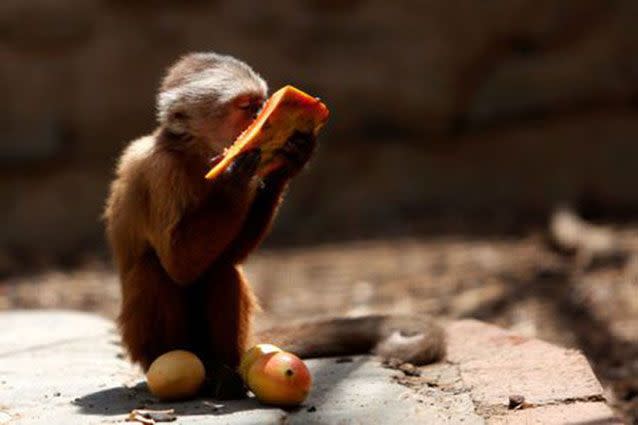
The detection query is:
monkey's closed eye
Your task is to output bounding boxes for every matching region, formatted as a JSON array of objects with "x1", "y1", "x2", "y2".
[{"x1": 235, "y1": 97, "x2": 264, "y2": 117}]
